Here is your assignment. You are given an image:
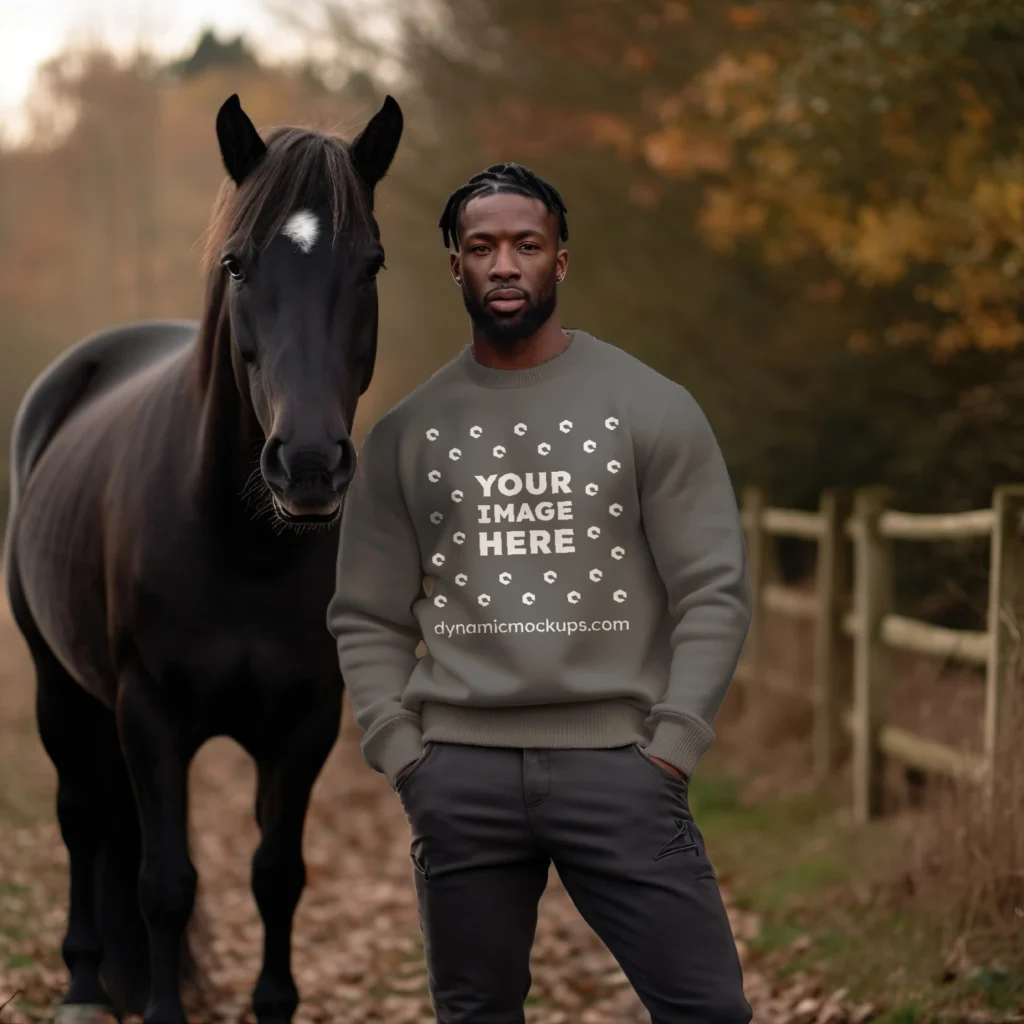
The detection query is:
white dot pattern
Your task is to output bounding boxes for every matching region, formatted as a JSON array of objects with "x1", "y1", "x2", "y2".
[{"x1": 420, "y1": 414, "x2": 627, "y2": 610}]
